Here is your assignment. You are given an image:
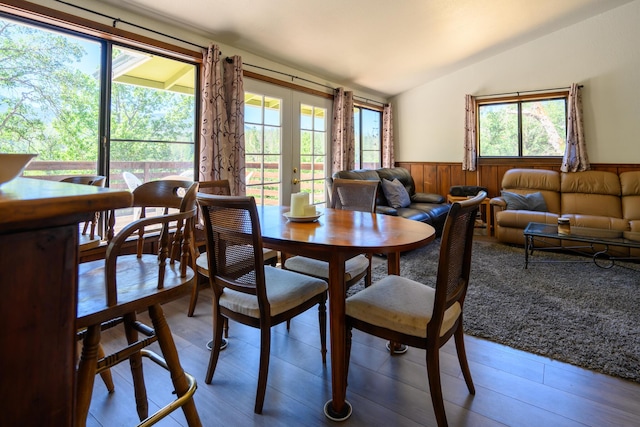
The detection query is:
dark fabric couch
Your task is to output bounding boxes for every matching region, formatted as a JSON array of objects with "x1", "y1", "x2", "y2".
[{"x1": 330, "y1": 167, "x2": 450, "y2": 235}]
